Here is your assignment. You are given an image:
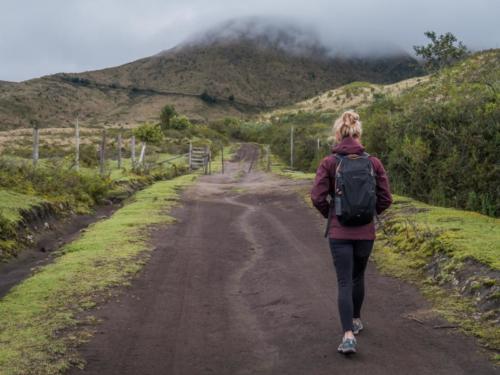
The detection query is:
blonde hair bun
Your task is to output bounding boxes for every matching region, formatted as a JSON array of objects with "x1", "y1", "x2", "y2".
[{"x1": 334, "y1": 110, "x2": 362, "y2": 140}]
